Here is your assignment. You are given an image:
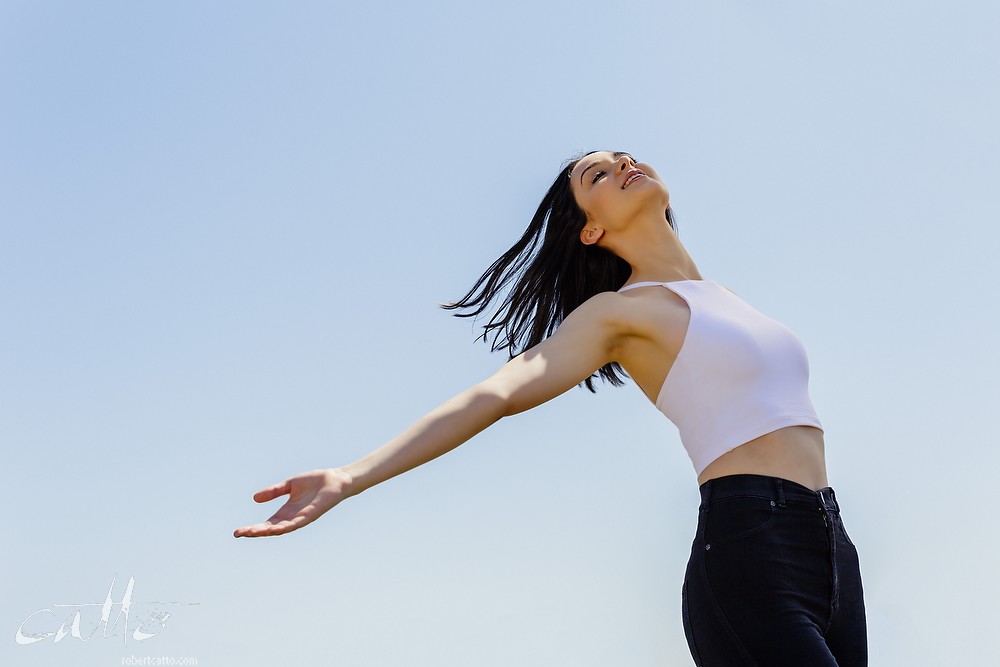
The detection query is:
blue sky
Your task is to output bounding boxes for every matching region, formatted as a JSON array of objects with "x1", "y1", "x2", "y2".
[{"x1": 3, "y1": 1, "x2": 998, "y2": 665}]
